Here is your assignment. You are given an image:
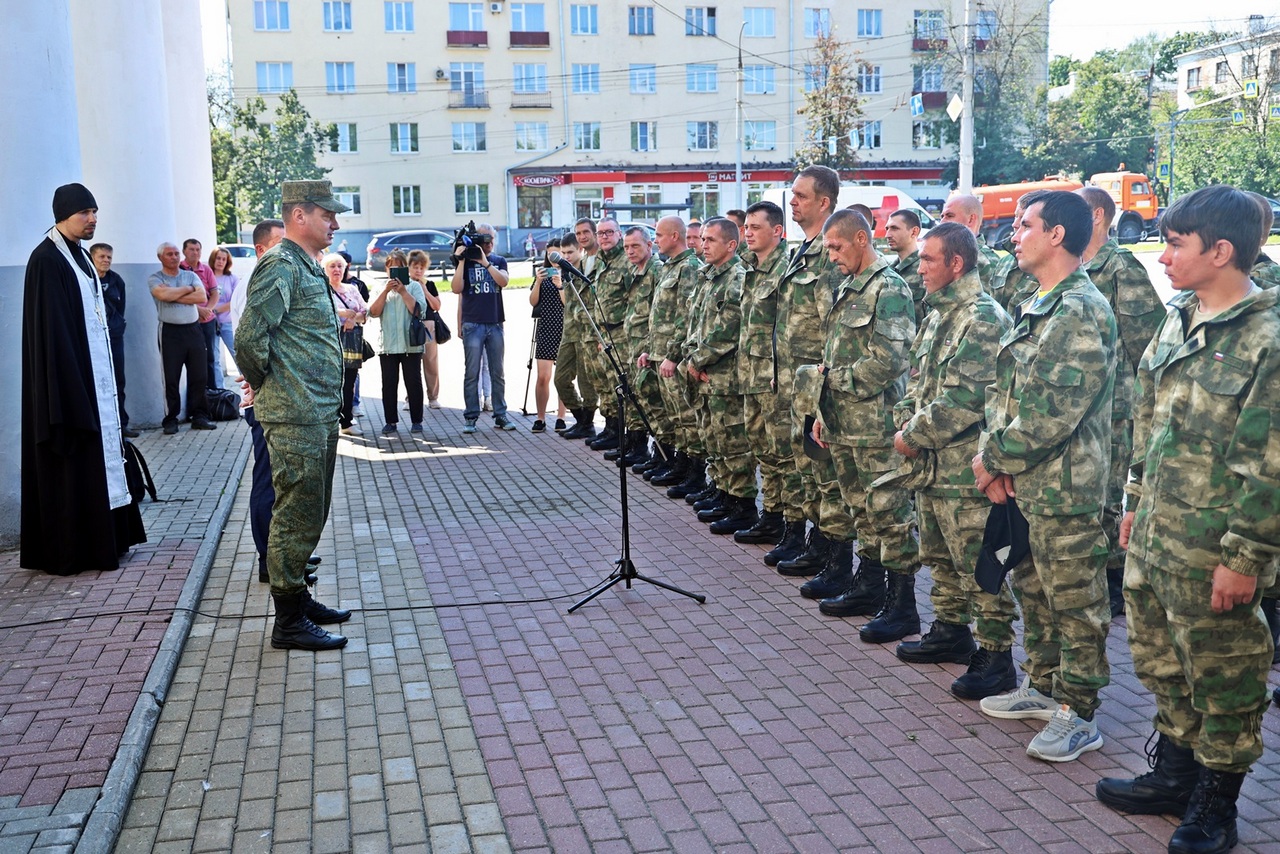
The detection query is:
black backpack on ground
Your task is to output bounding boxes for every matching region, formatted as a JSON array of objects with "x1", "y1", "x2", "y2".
[{"x1": 207, "y1": 388, "x2": 242, "y2": 421}]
